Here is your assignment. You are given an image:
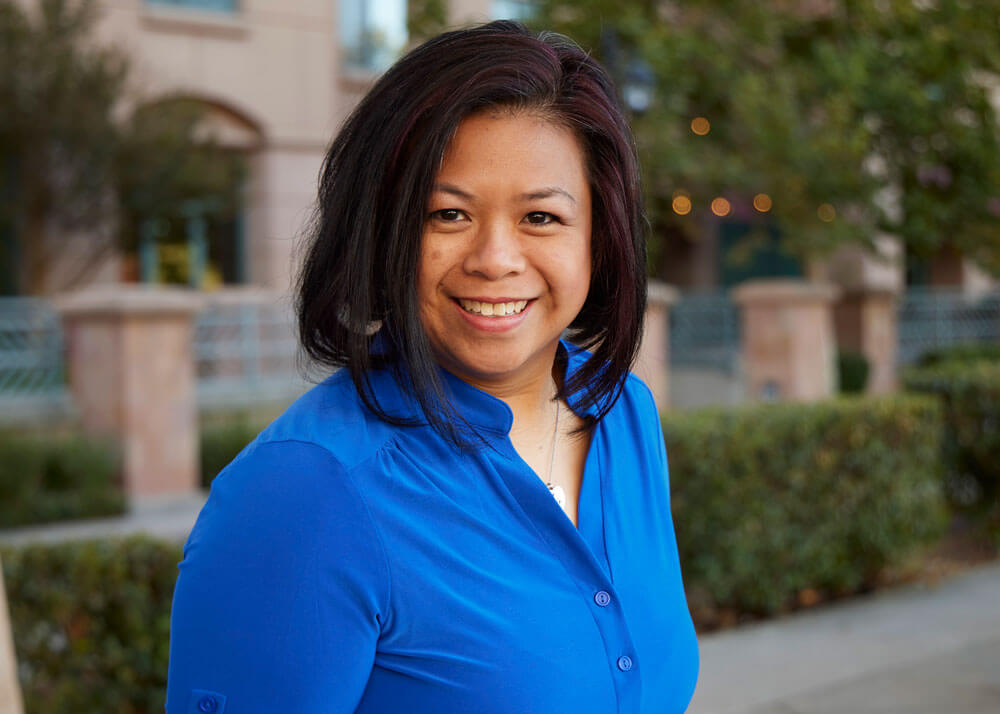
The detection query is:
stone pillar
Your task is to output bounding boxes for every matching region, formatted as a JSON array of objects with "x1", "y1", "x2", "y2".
[
  {"x1": 633, "y1": 281, "x2": 679, "y2": 412},
  {"x1": 834, "y1": 289, "x2": 899, "y2": 394},
  {"x1": 822, "y1": 237, "x2": 904, "y2": 395},
  {"x1": 0, "y1": 556, "x2": 23, "y2": 714},
  {"x1": 732, "y1": 280, "x2": 840, "y2": 403},
  {"x1": 57, "y1": 286, "x2": 204, "y2": 503}
]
